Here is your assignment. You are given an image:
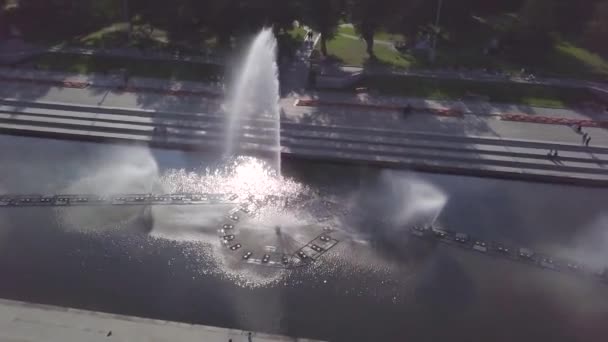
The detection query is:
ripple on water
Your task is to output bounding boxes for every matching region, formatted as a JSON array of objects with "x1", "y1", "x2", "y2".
[{"x1": 55, "y1": 157, "x2": 447, "y2": 293}]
